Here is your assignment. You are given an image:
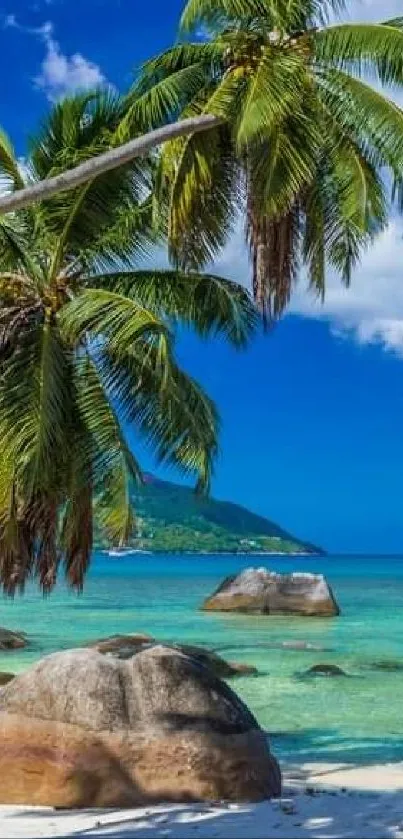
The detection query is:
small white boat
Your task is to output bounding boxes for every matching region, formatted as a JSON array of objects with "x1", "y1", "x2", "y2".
[
  {"x1": 108, "y1": 547, "x2": 135, "y2": 557},
  {"x1": 107, "y1": 547, "x2": 152, "y2": 557}
]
